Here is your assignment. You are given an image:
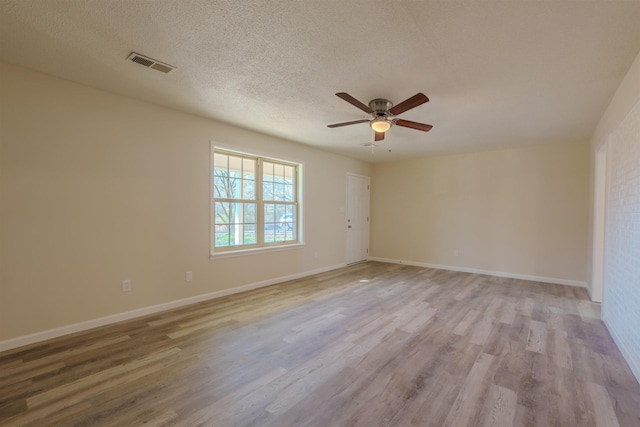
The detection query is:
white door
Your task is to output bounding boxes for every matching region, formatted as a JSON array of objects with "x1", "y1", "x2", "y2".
[{"x1": 346, "y1": 174, "x2": 370, "y2": 264}]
